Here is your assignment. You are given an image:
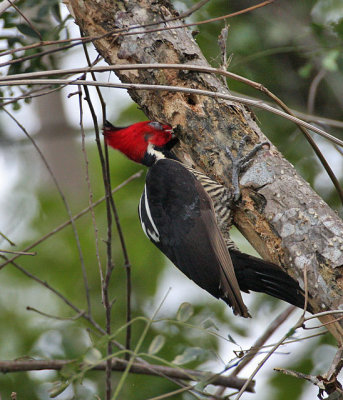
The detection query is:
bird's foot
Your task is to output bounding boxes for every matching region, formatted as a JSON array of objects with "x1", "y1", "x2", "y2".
[{"x1": 225, "y1": 136, "x2": 270, "y2": 201}]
